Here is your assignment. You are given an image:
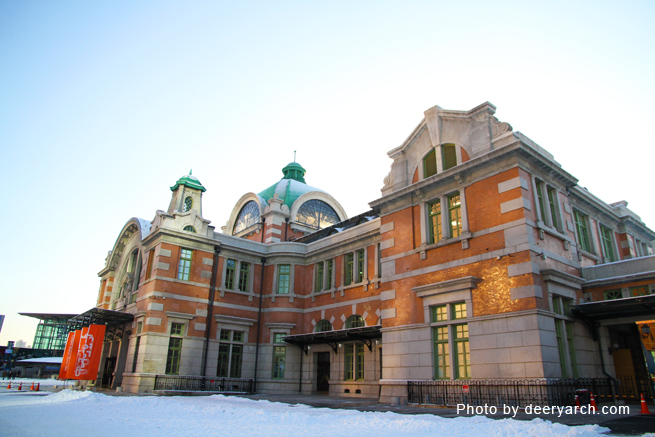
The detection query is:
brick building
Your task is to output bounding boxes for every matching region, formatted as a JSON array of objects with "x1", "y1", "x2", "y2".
[{"x1": 92, "y1": 102, "x2": 655, "y2": 401}]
